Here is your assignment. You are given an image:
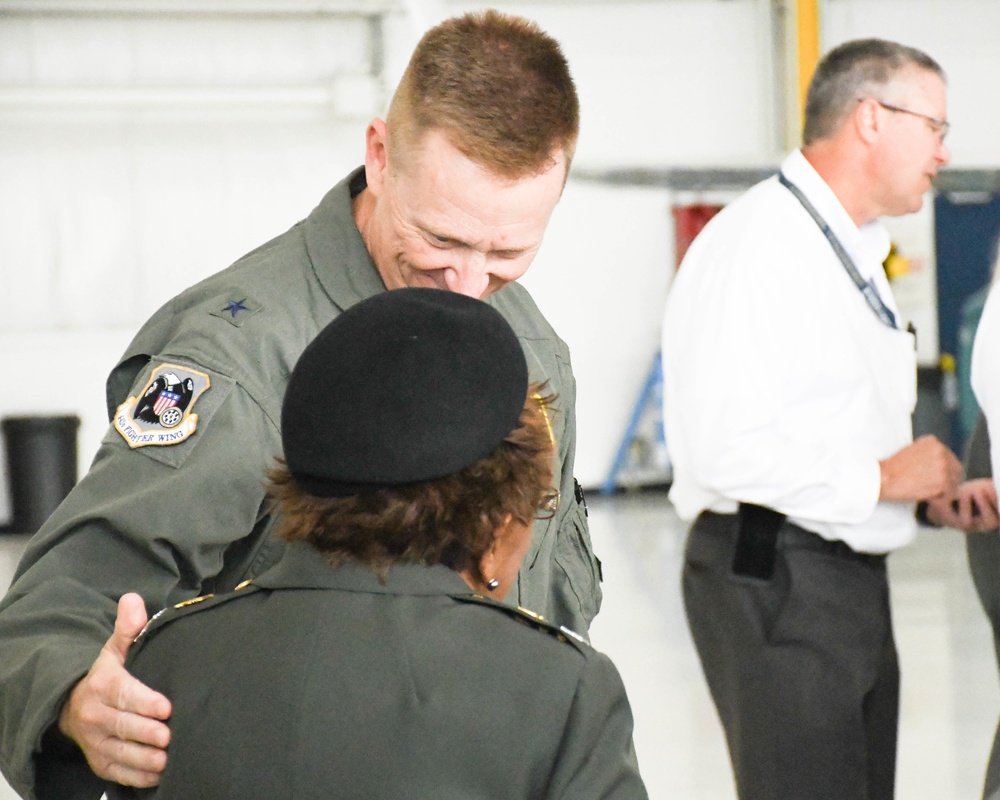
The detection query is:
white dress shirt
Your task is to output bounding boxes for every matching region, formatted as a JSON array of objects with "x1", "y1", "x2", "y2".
[
  {"x1": 662, "y1": 150, "x2": 918, "y2": 553},
  {"x1": 972, "y1": 281, "x2": 1000, "y2": 480}
]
